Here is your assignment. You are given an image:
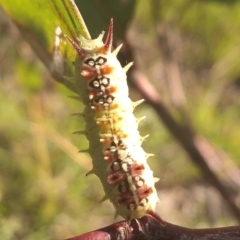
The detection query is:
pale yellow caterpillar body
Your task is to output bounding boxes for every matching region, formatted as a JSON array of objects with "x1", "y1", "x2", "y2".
[{"x1": 65, "y1": 19, "x2": 159, "y2": 219}]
